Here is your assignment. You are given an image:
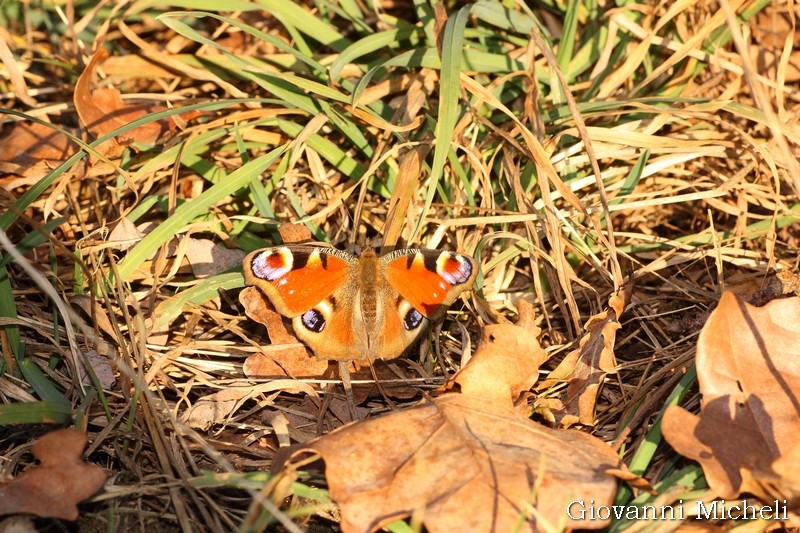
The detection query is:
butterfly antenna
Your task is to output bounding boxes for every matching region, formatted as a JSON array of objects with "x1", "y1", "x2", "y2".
[{"x1": 350, "y1": 180, "x2": 369, "y2": 249}]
